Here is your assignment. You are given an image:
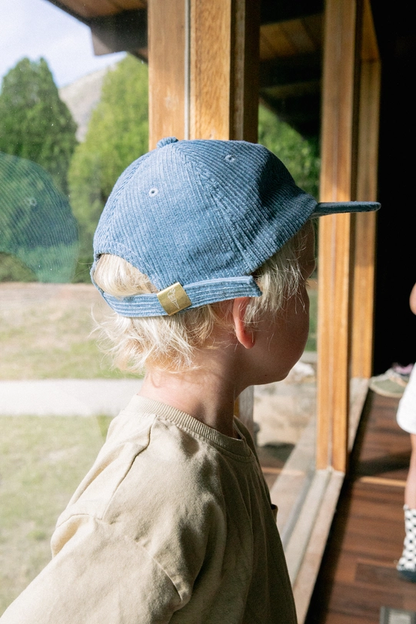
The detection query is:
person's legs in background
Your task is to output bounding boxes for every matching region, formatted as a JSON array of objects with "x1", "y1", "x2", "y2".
[
  {"x1": 397, "y1": 434, "x2": 416, "y2": 582},
  {"x1": 396, "y1": 364, "x2": 416, "y2": 582}
]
